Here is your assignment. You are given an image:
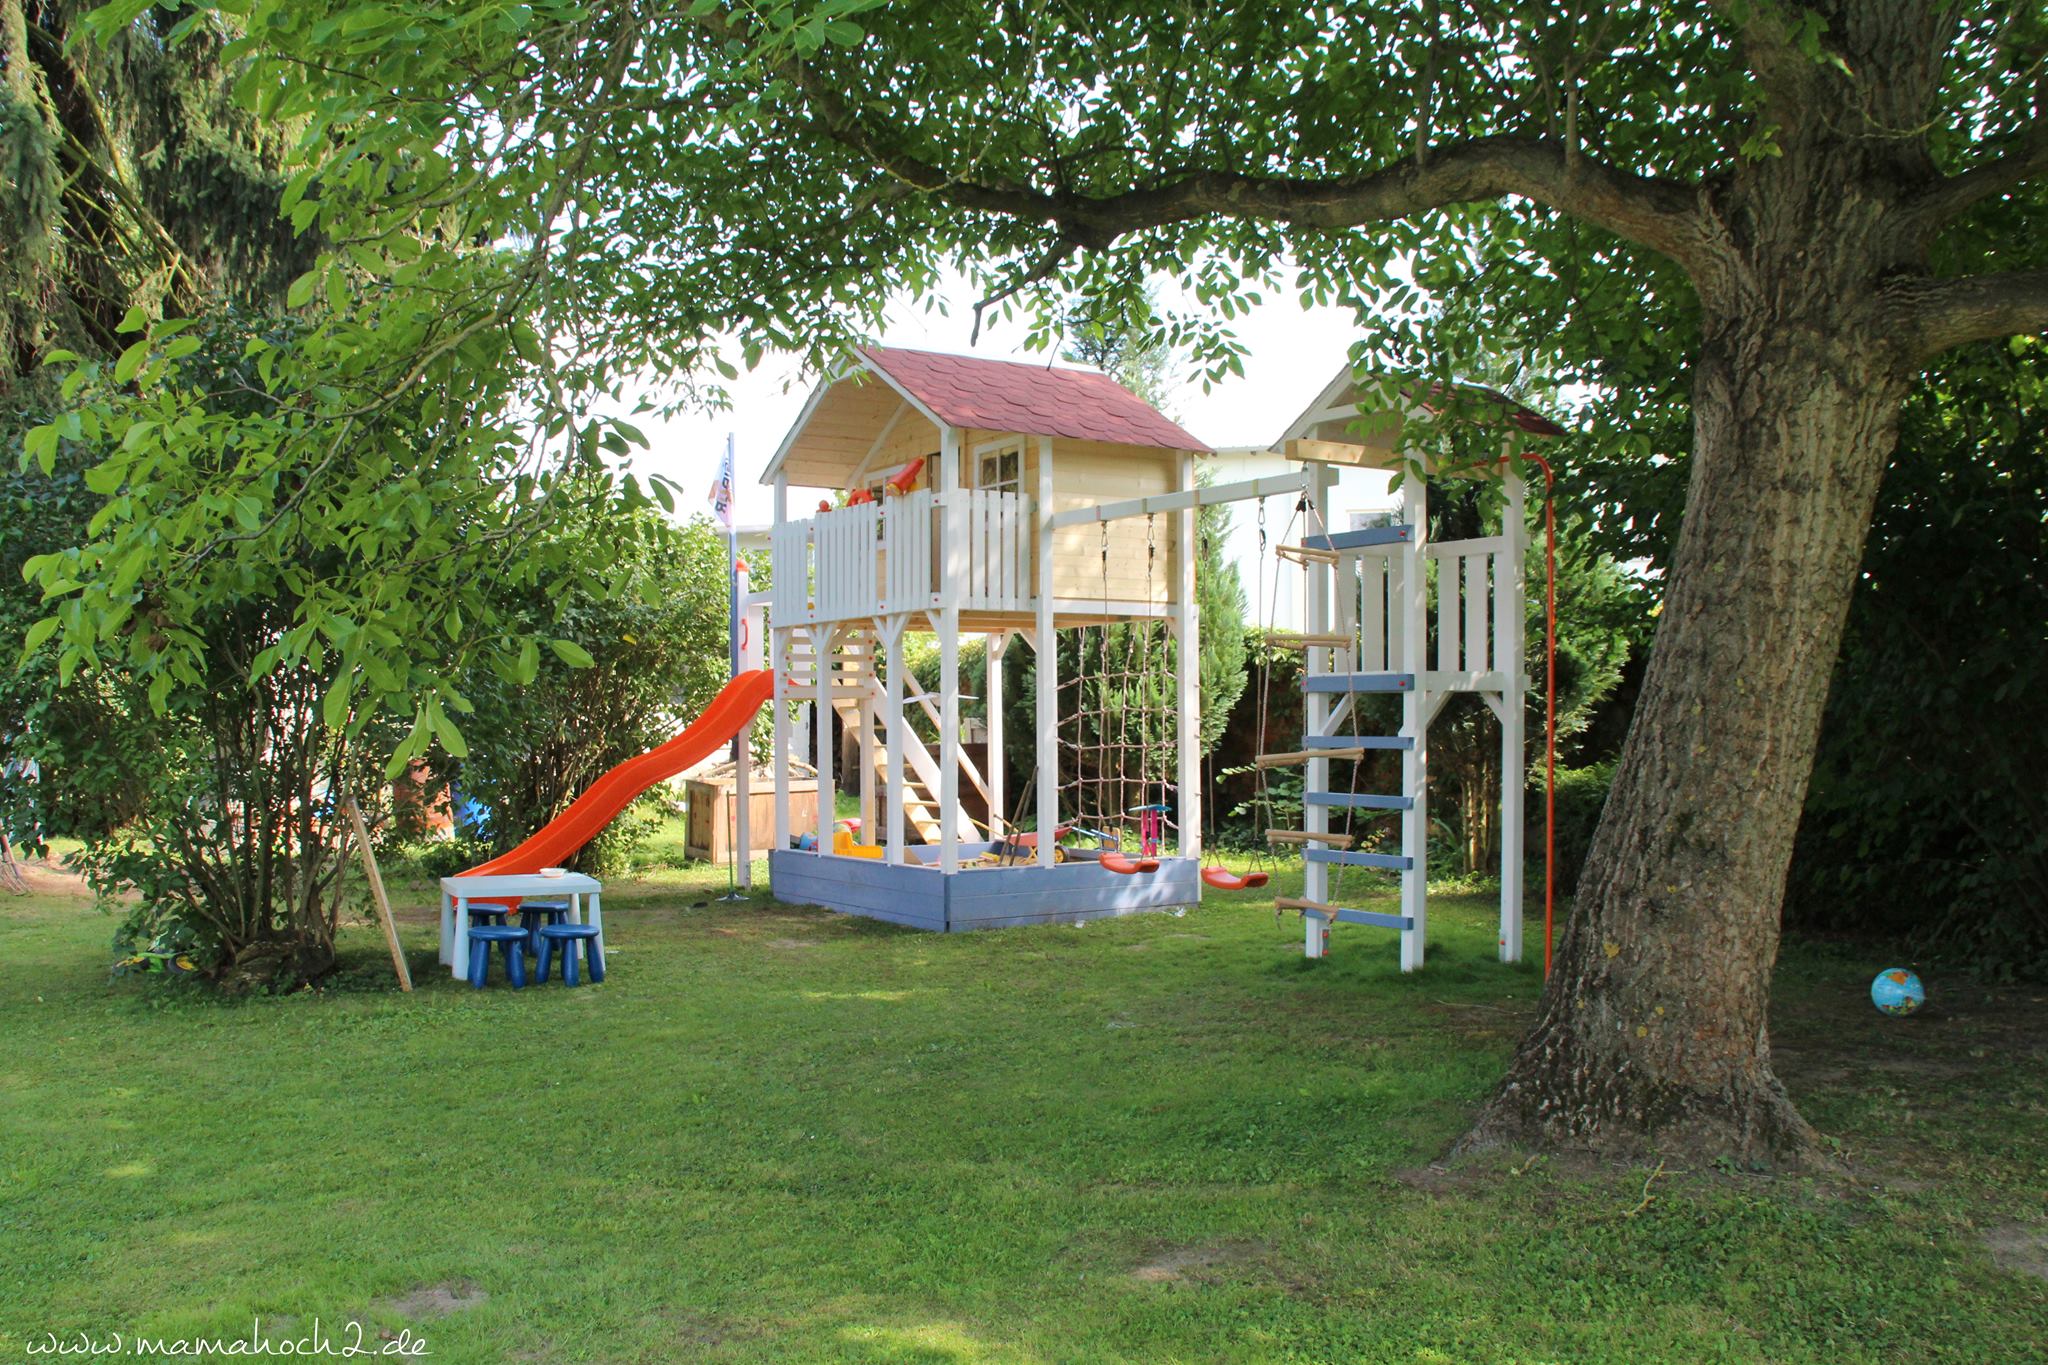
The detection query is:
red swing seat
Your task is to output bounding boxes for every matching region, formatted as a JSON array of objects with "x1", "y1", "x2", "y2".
[
  {"x1": 1201, "y1": 866, "x2": 1269, "y2": 891},
  {"x1": 1098, "y1": 851, "x2": 1160, "y2": 875}
]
